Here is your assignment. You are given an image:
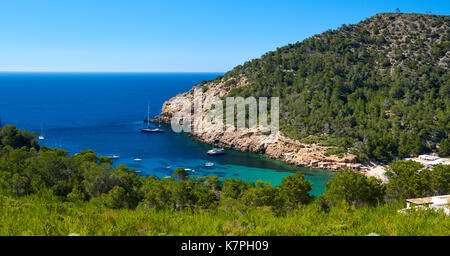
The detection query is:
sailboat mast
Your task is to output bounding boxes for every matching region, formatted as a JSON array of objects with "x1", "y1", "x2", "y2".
[{"x1": 147, "y1": 103, "x2": 150, "y2": 128}]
